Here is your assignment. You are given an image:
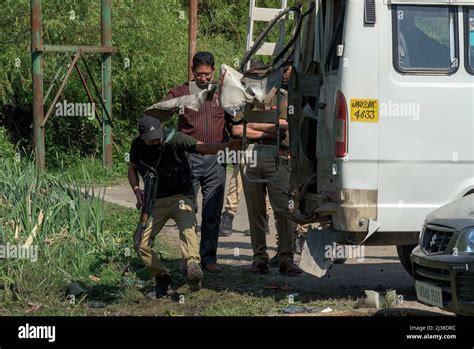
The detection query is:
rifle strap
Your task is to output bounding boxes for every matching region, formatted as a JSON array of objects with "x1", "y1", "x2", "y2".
[
  {"x1": 139, "y1": 130, "x2": 171, "y2": 214},
  {"x1": 150, "y1": 128, "x2": 176, "y2": 172}
]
